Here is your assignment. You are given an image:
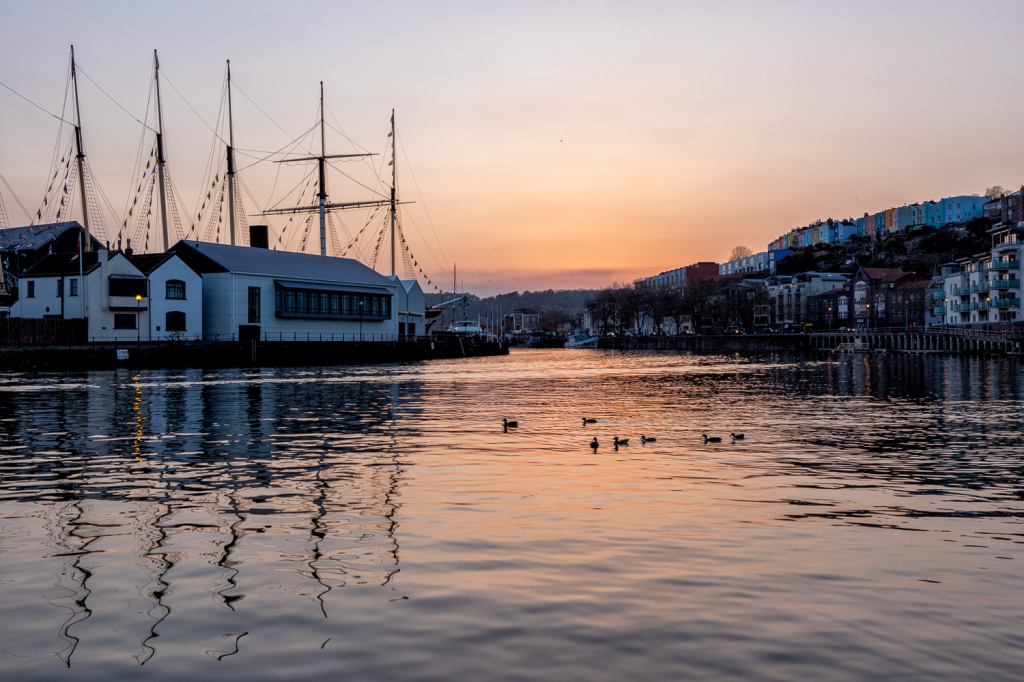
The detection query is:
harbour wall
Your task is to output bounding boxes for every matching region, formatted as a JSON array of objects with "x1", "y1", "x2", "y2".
[{"x1": 0, "y1": 337, "x2": 507, "y2": 372}]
